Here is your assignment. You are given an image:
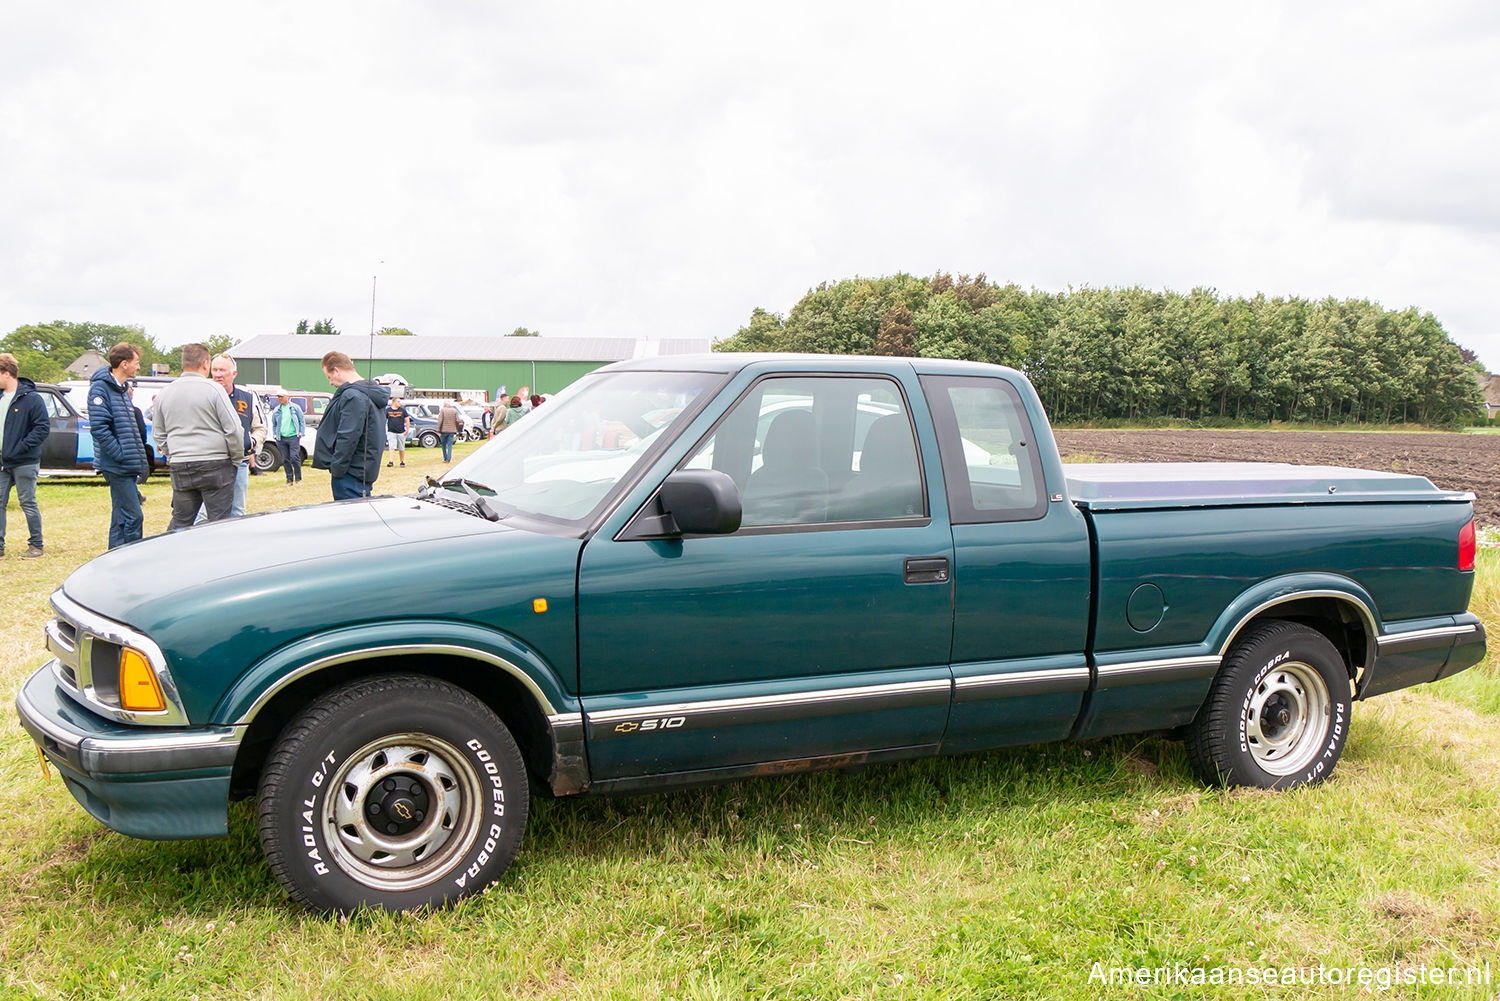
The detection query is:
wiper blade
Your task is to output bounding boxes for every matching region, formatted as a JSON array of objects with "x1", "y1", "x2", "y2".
[{"x1": 437, "y1": 477, "x2": 502, "y2": 522}]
